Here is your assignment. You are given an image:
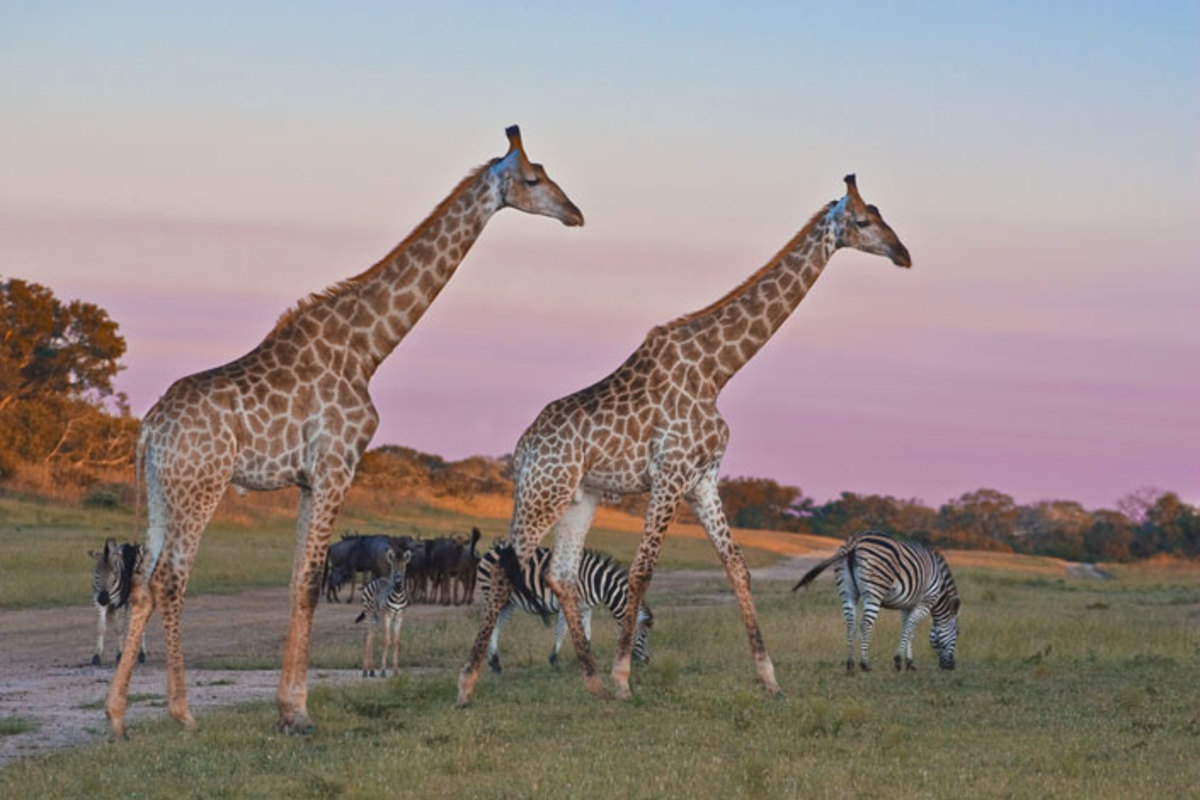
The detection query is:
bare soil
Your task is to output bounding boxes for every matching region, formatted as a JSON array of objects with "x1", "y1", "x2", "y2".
[{"x1": 0, "y1": 552, "x2": 828, "y2": 767}]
